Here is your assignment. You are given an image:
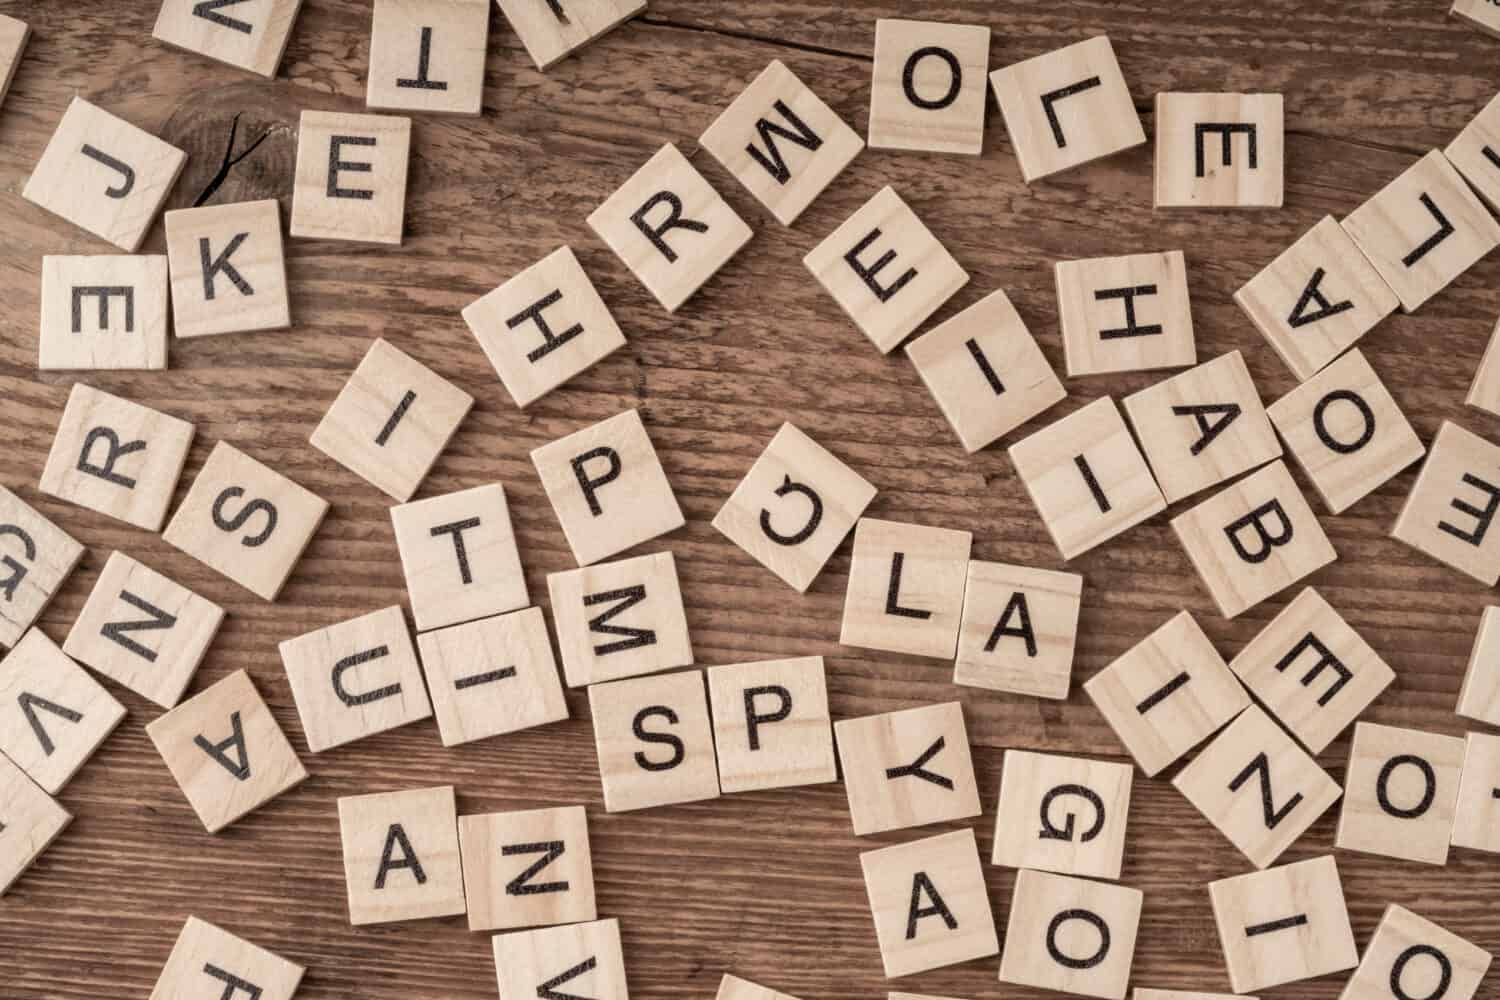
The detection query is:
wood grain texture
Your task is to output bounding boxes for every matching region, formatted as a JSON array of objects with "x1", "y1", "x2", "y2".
[{"x1": 5, "y1": 1, "x2": 1500, "y2": 997}]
